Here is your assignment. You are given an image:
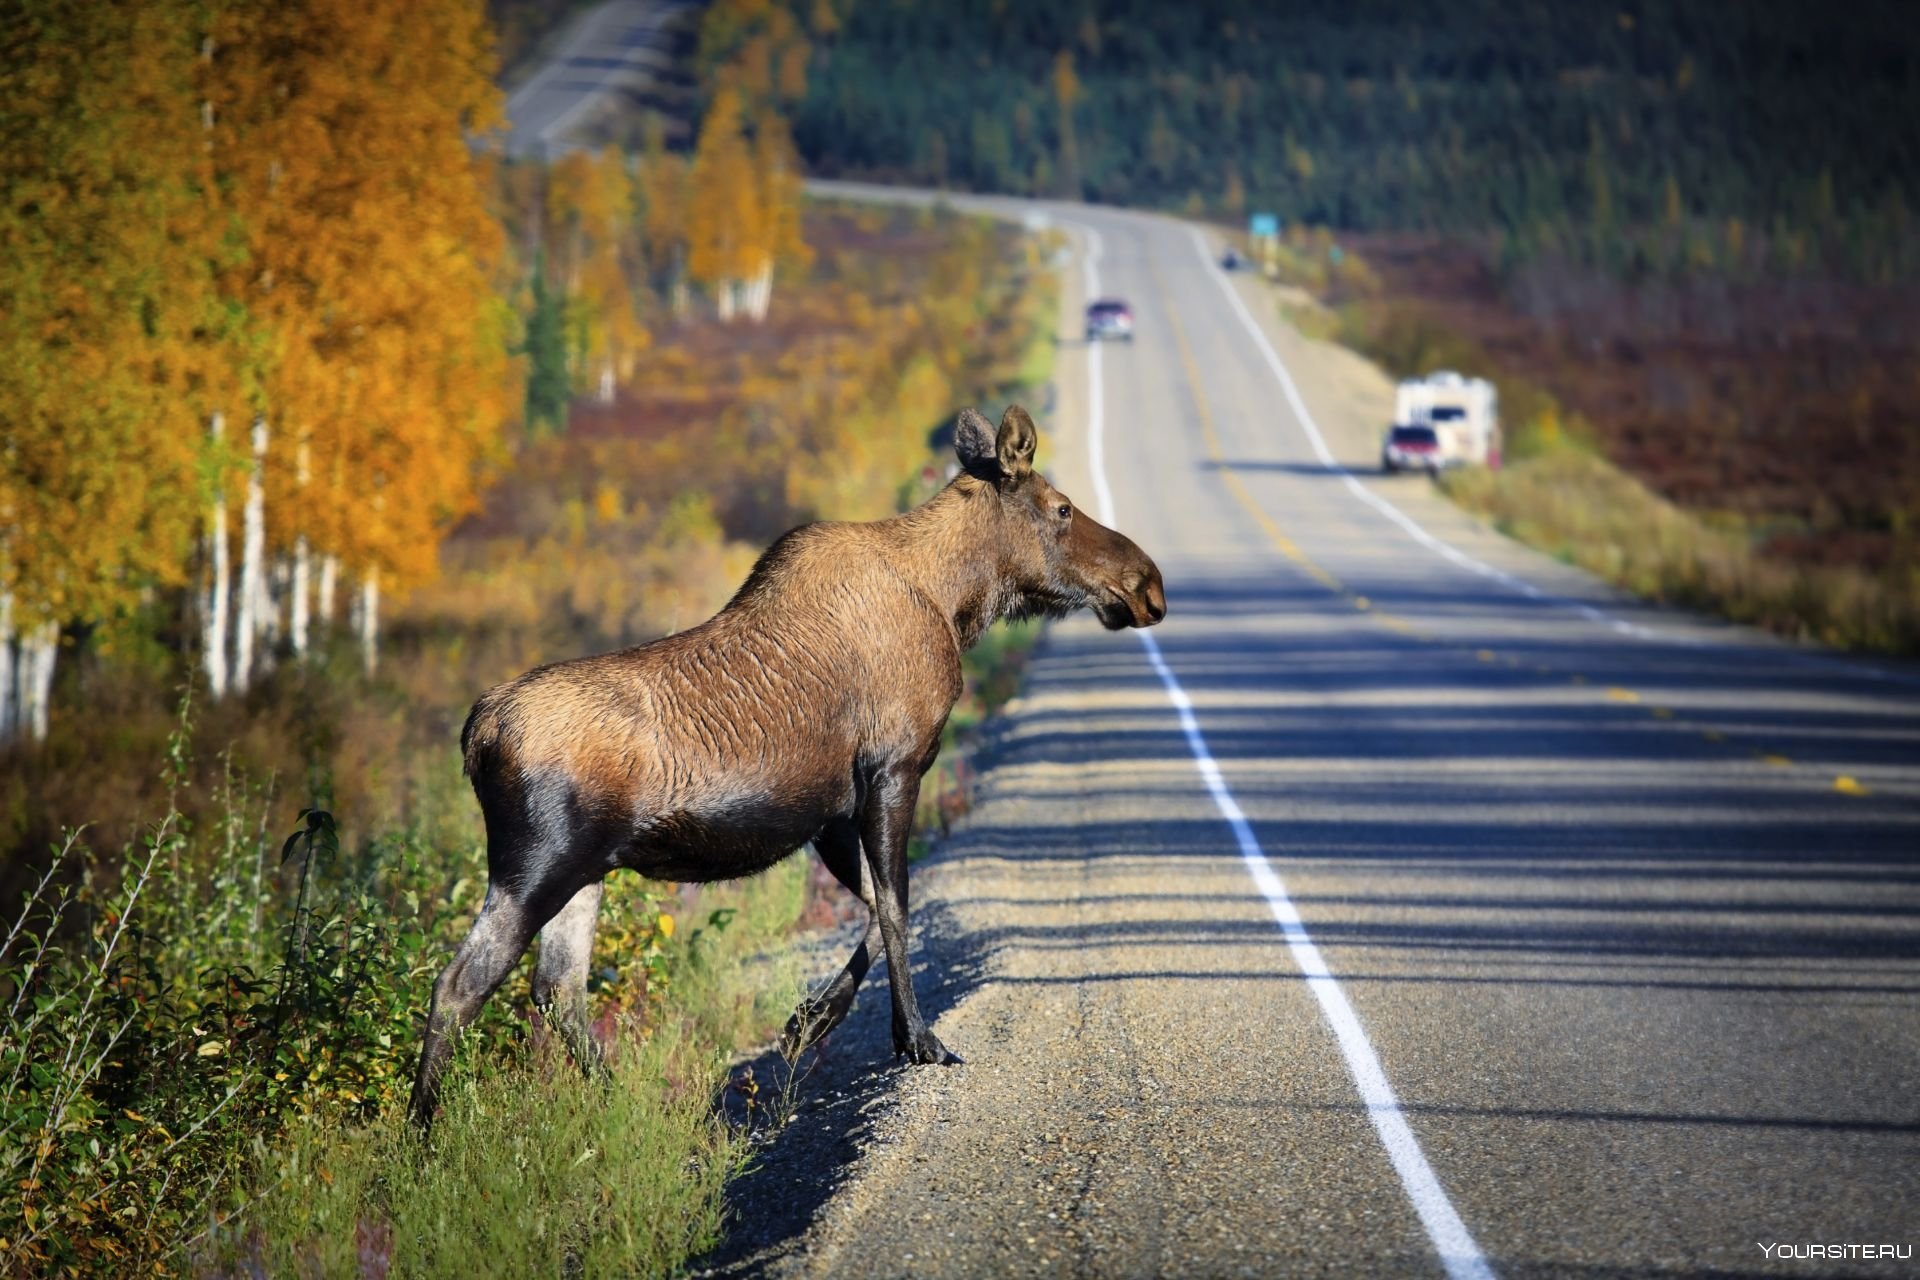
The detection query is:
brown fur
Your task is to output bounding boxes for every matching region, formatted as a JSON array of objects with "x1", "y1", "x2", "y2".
[{"x1": 410, "y1": 405, "x2": 1164, "y2": 1128}]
